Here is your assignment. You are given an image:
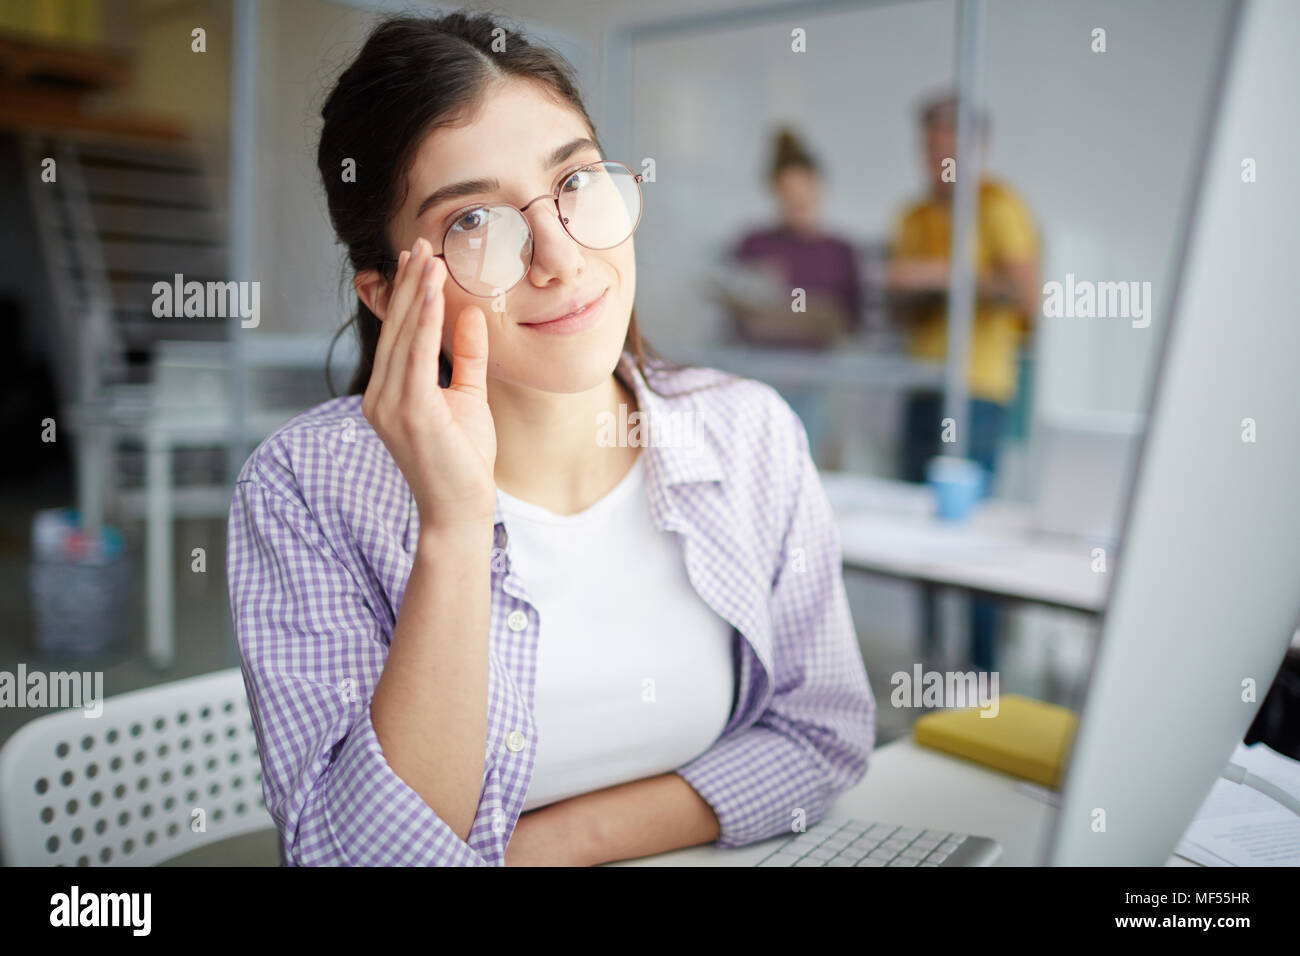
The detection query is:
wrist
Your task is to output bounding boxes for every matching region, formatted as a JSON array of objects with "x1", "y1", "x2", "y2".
[
  {"x1": 416, "y1": 518, "x2": 495, "y2": 555},
  {"x1": 545, "y1": 797, "x2": 608, "y2": 866}
]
